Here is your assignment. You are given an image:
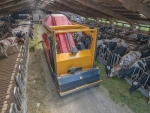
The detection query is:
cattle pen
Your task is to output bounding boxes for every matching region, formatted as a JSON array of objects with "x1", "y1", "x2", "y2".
[{"x1": 0, "y1": 0, "x2": 150, "y2": 113}]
